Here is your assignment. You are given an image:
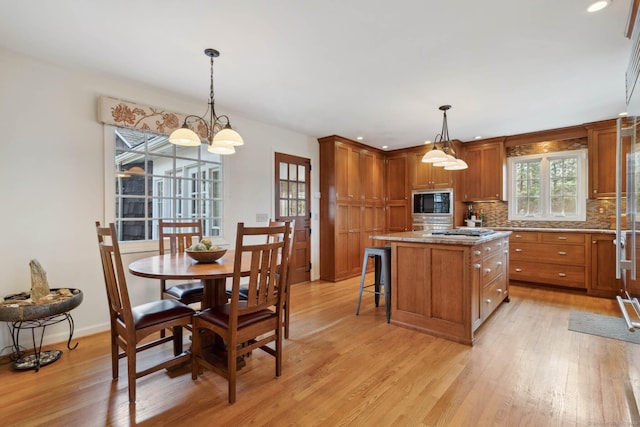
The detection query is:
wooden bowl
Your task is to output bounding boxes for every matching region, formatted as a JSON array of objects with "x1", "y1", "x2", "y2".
[{"x1": 185, "y1": 249, "x2": 227, "y2": 263}]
